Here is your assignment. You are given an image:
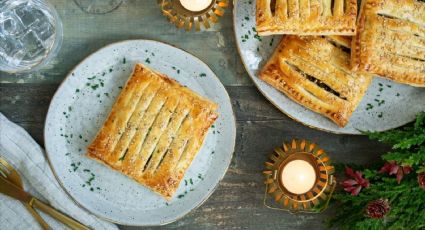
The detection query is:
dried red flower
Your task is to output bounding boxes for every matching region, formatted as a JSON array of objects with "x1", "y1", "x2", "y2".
[
  {"x1": 379, "y1": 161, "x2": 412, "y2": 184},
  {"x1": 418, "y1": 173, "x2": 425, "y2": 190},
  {"x1": 342, "y1": 166, "x2": 370, "y2": 196},
  {"x1": 366, "y1": 199, "x2": 390, "y2": 219}
]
